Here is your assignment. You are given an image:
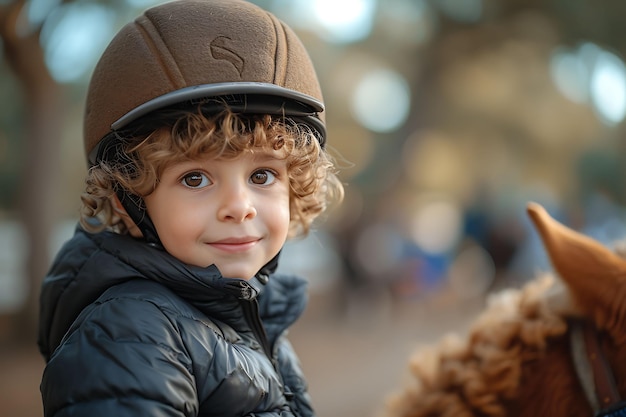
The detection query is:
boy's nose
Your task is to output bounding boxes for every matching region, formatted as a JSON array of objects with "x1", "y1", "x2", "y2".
[{"x1": 217, "y1": 184, "x2": 257, "y2": 223}]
